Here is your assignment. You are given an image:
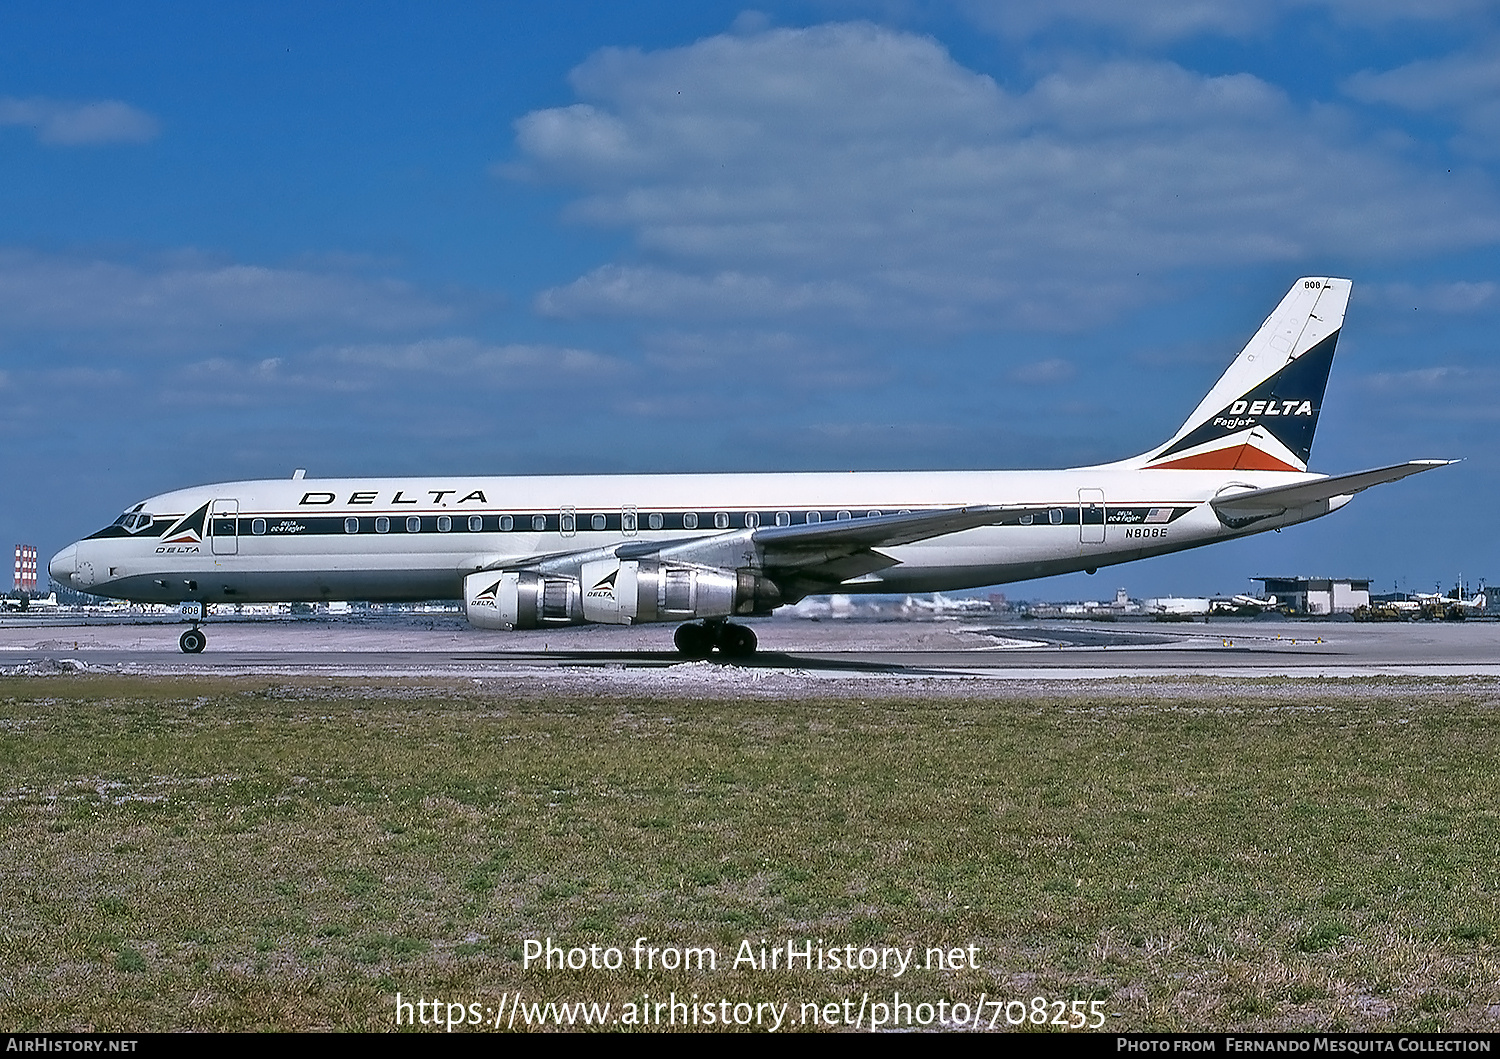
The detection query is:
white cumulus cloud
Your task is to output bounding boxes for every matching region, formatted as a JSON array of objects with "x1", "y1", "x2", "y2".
[
  {"x1": 323, "y1": 337, "x2": 620, "y2": 380},
  {"x1": 1011, "y1": 357, "x2": 1077, "y2": 384},
  {"x1": 0, "y1": 97, "x2": 160, "y2": 145},
  {"x1": 959, "y1": 0, "x2": 1497, "y2": 42},
  {"x1": 512, "y1": 22, "x2": 1500, "y2": 332},
  {"x1": 0, "y1": 250, "x2": 455, "y2": 348},
  {"x1": 1345, "y1": 43, "x2": 1500, "y2": 157},
  {"x1": 1368, "y1": 280, "x2": 1500, "y2": 314}
]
